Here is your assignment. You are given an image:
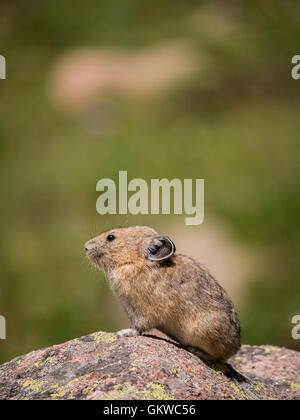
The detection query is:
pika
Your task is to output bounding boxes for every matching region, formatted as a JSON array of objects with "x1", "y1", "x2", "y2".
[{"x1": 85, "y1": 226, "x2": 241, "y2": 362}]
